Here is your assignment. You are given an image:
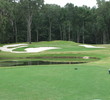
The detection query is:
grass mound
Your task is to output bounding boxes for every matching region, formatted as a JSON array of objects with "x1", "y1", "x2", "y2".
[{"x1": 0, "y1": 41, "x2": 110, "y2": 100}]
